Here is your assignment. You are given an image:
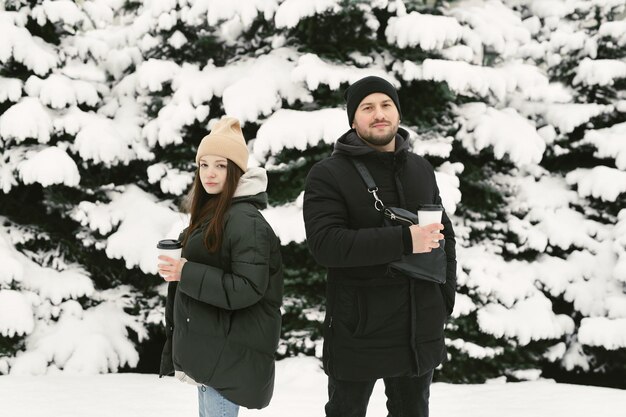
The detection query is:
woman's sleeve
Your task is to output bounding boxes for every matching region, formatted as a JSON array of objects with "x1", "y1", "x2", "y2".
[{"x1": 177, "y1": 215, "x2": 271, "y2": 310}]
